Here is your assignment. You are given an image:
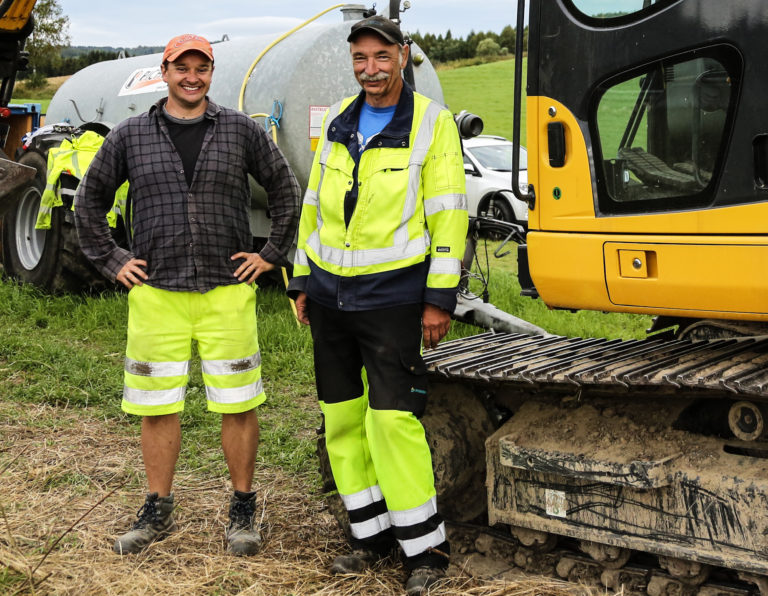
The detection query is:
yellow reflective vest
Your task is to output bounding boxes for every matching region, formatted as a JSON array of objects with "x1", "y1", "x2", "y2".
[{"x1": 292, "y1": 85, "x2": 468, "y2": 312}]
